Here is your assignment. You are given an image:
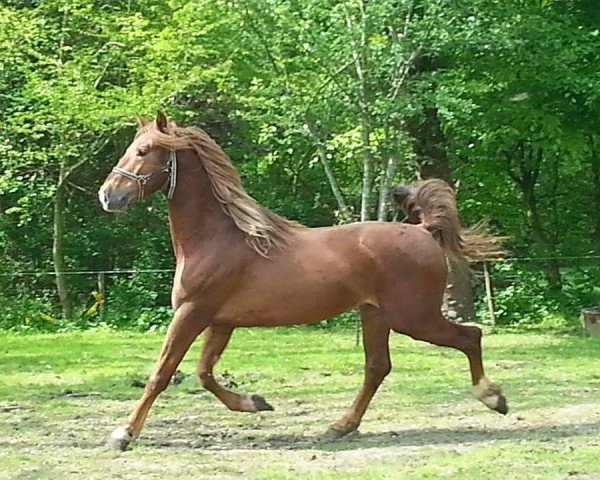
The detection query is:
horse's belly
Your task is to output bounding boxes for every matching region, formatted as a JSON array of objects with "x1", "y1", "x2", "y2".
[{"x1": 212, "y1": 269, "x2": 366, "y2": 327}]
